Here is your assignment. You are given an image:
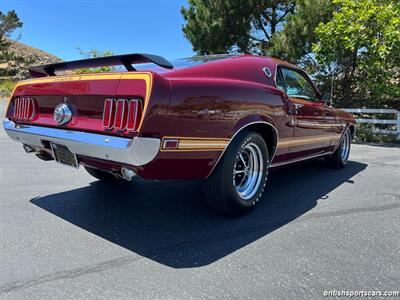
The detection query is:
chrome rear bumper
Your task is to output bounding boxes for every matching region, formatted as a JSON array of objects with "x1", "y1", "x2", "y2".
[{"x1": 3, "y1": 119, "x2": 160, "y2": 166}]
